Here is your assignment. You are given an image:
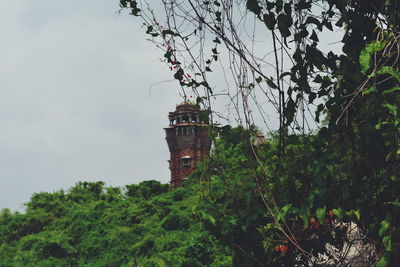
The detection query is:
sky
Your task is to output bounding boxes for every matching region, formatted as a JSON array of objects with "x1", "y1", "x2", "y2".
[
  {"x1": 0, "y1": 1, "x2": 342, "y2": 211},
  {"x1": 0, "y1": 1, "x2": 184, "y2": 211}
]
